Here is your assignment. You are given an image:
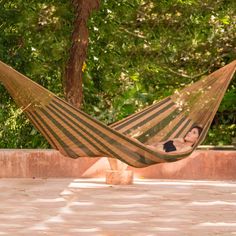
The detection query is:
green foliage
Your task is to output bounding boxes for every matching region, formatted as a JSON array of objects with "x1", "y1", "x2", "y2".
[
  {"x1": 0, "y1": 0, "x2": 73, "y2": 147},
  {"x1": 0, "y1": 0, "x2": 235, "y2": 147},
  {"x1": 206, "y1": 124, "x2": 236, "y2": 145},
  {"x1": 84, "y1": 0, "x2": 236, "y2": 144}
]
